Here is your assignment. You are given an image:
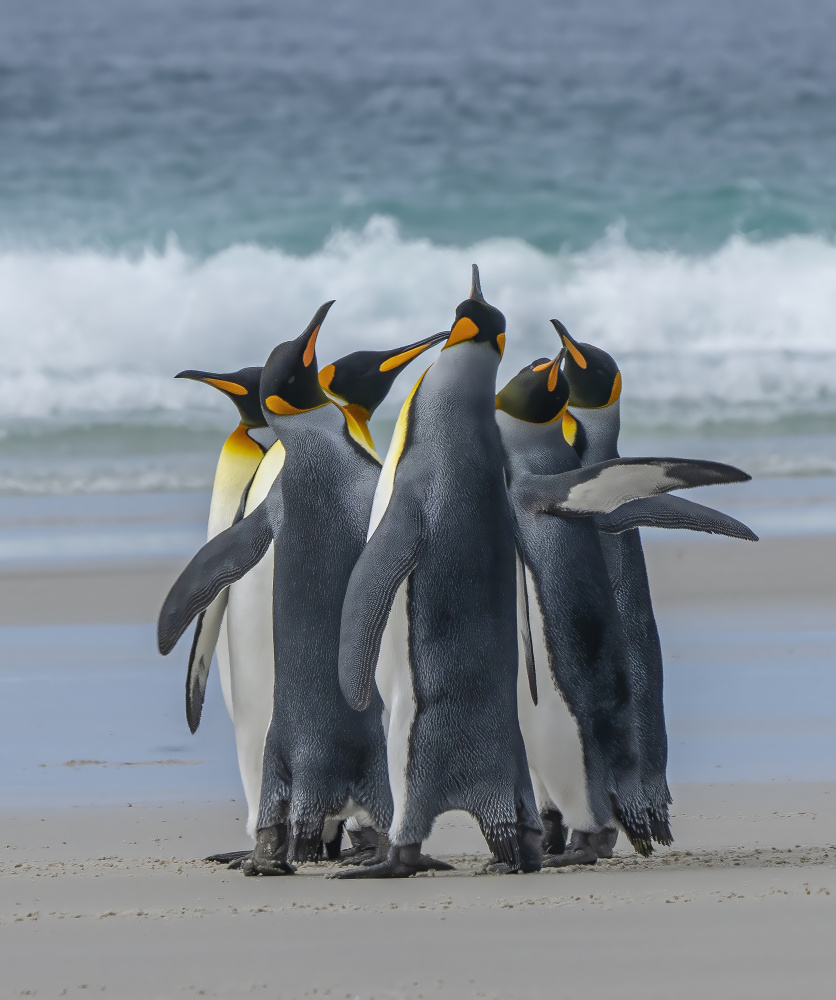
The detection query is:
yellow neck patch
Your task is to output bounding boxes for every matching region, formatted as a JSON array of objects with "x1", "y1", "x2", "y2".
[
  {"x1": 366, "y1": 368, "x2": 428, "y2": 538},
  {"x1": 562, "y1": 410, "x2": 578, "y2": 446},
  {"x1": 339, "y1": 403, "x2": 380, "y2": 461}
]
